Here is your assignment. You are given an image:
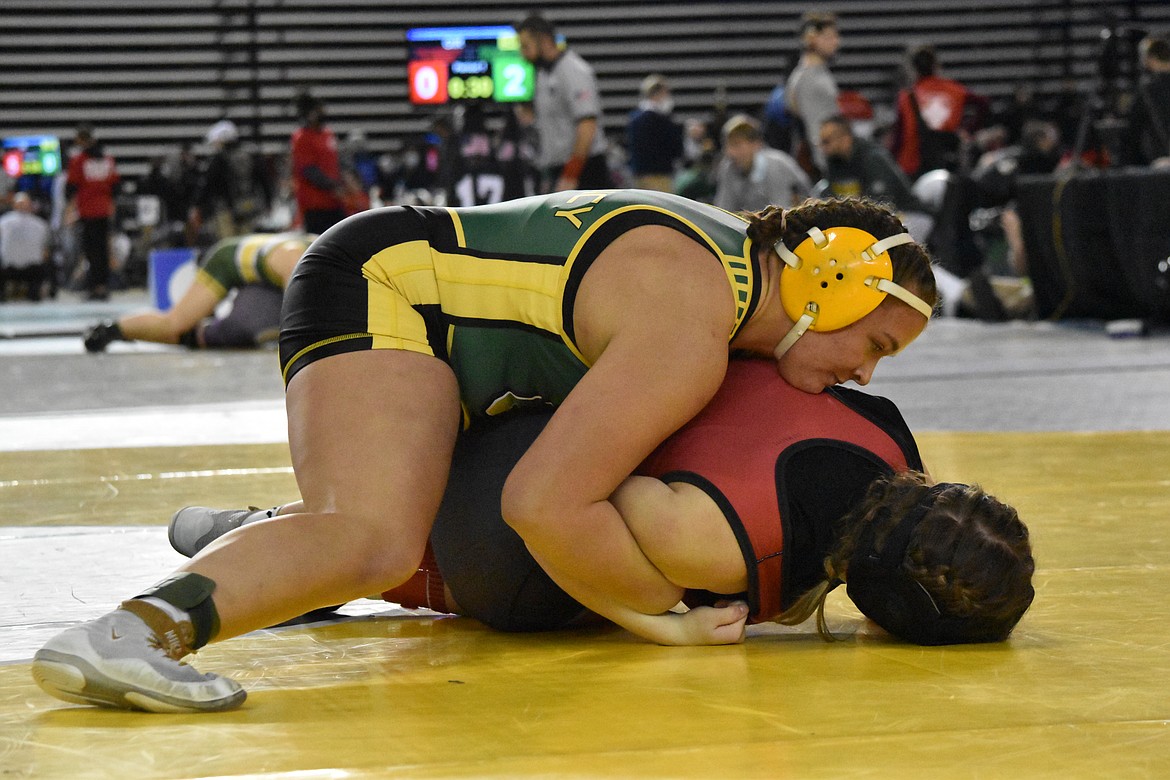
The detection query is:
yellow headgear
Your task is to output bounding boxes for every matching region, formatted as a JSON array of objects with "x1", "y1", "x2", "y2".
[{"x1": 773, "y1": 226, "x2": 933, "y2": 358}]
